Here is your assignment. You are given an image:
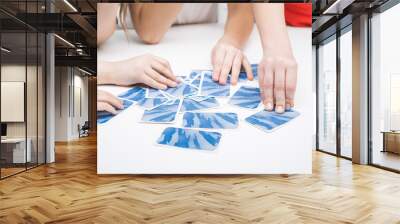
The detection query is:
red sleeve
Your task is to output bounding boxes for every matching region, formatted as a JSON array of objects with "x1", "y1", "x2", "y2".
[{"x1": 284, "y1": 3, "x2": 312, "y2": 27}]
